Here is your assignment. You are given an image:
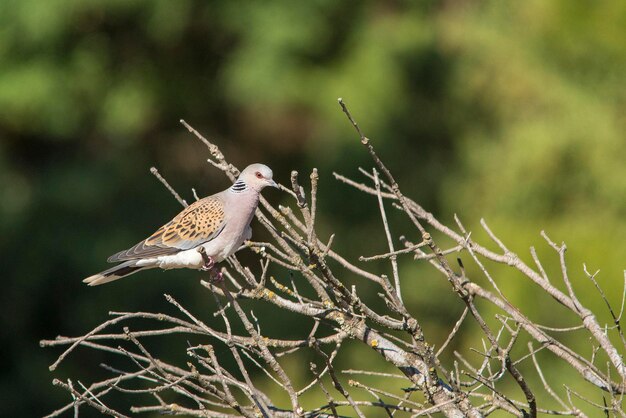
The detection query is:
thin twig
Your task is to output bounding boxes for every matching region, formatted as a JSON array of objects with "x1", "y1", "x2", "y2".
[{"x1": 150, "y1": 167, "x2": 188, "y2": 207}]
